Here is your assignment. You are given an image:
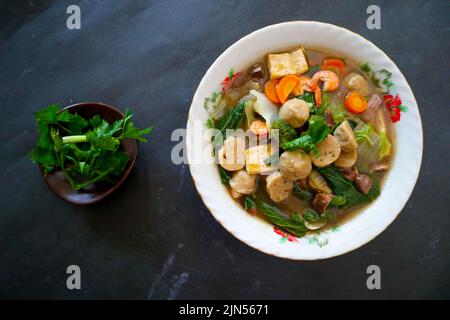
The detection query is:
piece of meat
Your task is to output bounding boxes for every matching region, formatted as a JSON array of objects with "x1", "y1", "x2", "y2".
[
  {"x1": 312, "y1": 192, "x2": 333, "y2": 213},
  {"x1": 325, "y1": 110, "x2": 335, "y2": 127},
  {"x1": 340, "y1": 167, "x2": 358, "y2": 181},
  {"x1": 355, "y1": 174, "x2": 374, "y2": 194},
  {"x1": 297, "y1": 178, "x2": 308, "y2": 190},
  {"x1": 360, "y1": 94, "x2": 382, "y2": 122}
]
